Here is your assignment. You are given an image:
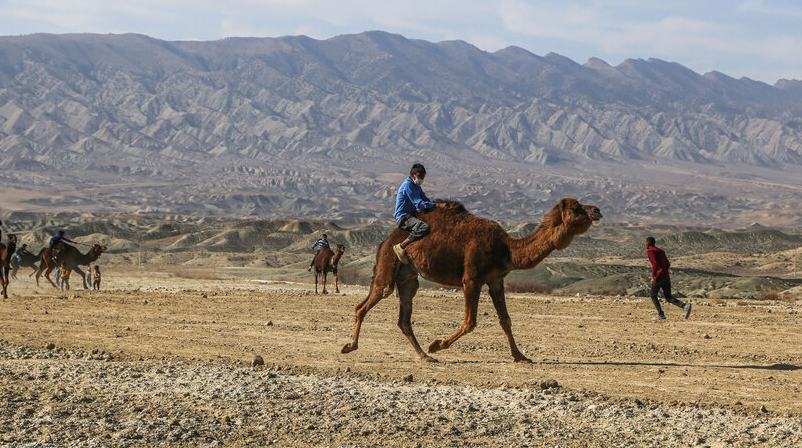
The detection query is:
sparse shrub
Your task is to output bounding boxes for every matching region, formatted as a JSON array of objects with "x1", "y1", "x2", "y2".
[
  {"x1": 172, "y1": 268, "x2": 220, "y2": 280},
  {"x1": 506, "y1": 281, "x2": 552, "y2": 294},
  {"x1": 599, "y1": 286, "x2": 628, "y2": 296},
  {"x1": 337, "y1": 264, "x2": 373, "y2": 287},
  {"x1": 755, "y1": 289, "x2": 781, "y2": 301},
  {"x1": 710, "y1": 297, "x2": 726, "y2": 306}
]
